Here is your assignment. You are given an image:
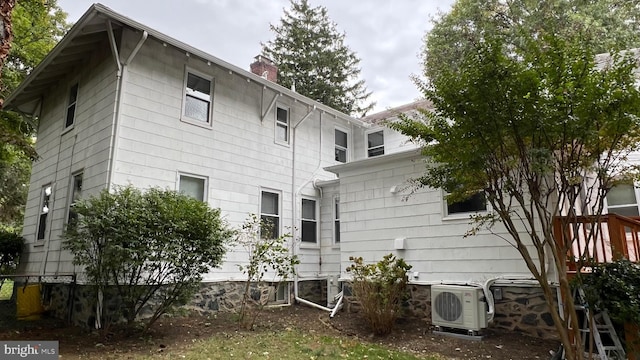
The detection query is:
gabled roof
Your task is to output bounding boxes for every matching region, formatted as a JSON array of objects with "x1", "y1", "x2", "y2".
[
  {"x1": 361, "y1": 99, "x2": 433, "y2": 125},
  {"x1": 5, "y1": 3, "x2": 368, "y2": 127}
]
